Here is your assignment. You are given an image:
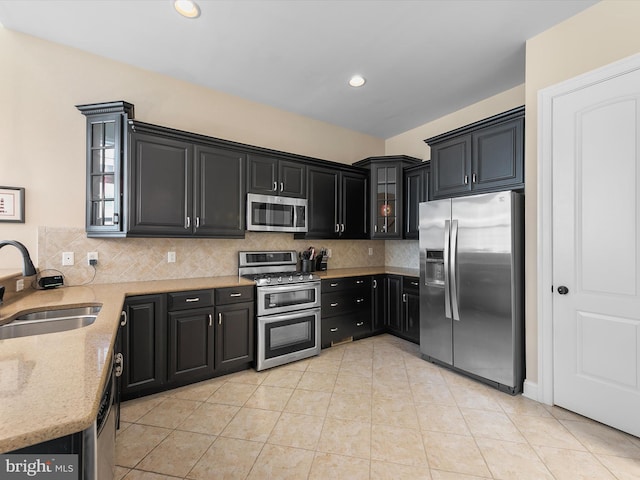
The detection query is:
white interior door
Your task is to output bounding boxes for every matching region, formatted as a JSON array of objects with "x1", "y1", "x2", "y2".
[{"x1": 552, "y1": 66, "x2": 640, "y2": 437}]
